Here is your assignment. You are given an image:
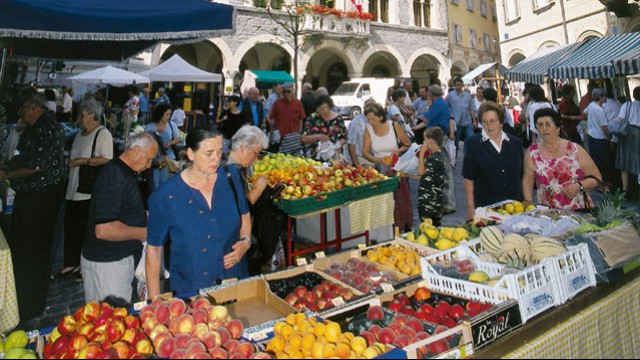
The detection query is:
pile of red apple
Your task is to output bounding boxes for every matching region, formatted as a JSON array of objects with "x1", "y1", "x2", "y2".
[
  {"x1": 45, "y1": 301, "x2": 152, "y2": 359},
  {"x1": 139, "y1": 297, "x2": 271, "y2": 359},
  {"x1": 322, "y1": 258, "x2": 398, "y2": 293},
  {"x1": 279, "y1": 164, "x2": 388, "y2": 200},
  {"x1": 283, "y1": 281, "x2": 355, "y2": 312},
  {"x1": 386, "y1": 287, "x2": 494, "y2": 328},
  {"x1": 361, "y1": 305, "x2": 453, "y2": 356}
]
